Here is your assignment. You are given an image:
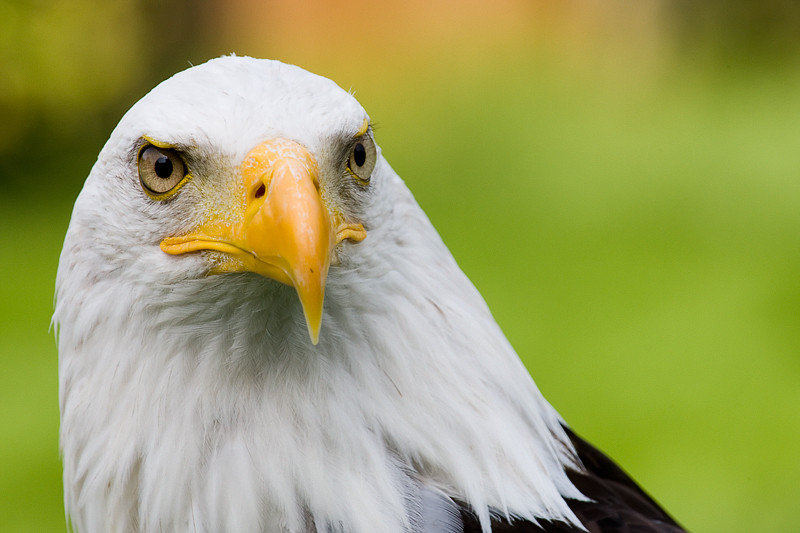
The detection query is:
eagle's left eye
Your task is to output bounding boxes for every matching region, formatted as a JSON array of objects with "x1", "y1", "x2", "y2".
[
  {"x1": 138, "y1": 145, "x2": 187, "y2": 198},
  {"x1": 347, "y1": 135, "x2": 376, "y2": 184}
]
